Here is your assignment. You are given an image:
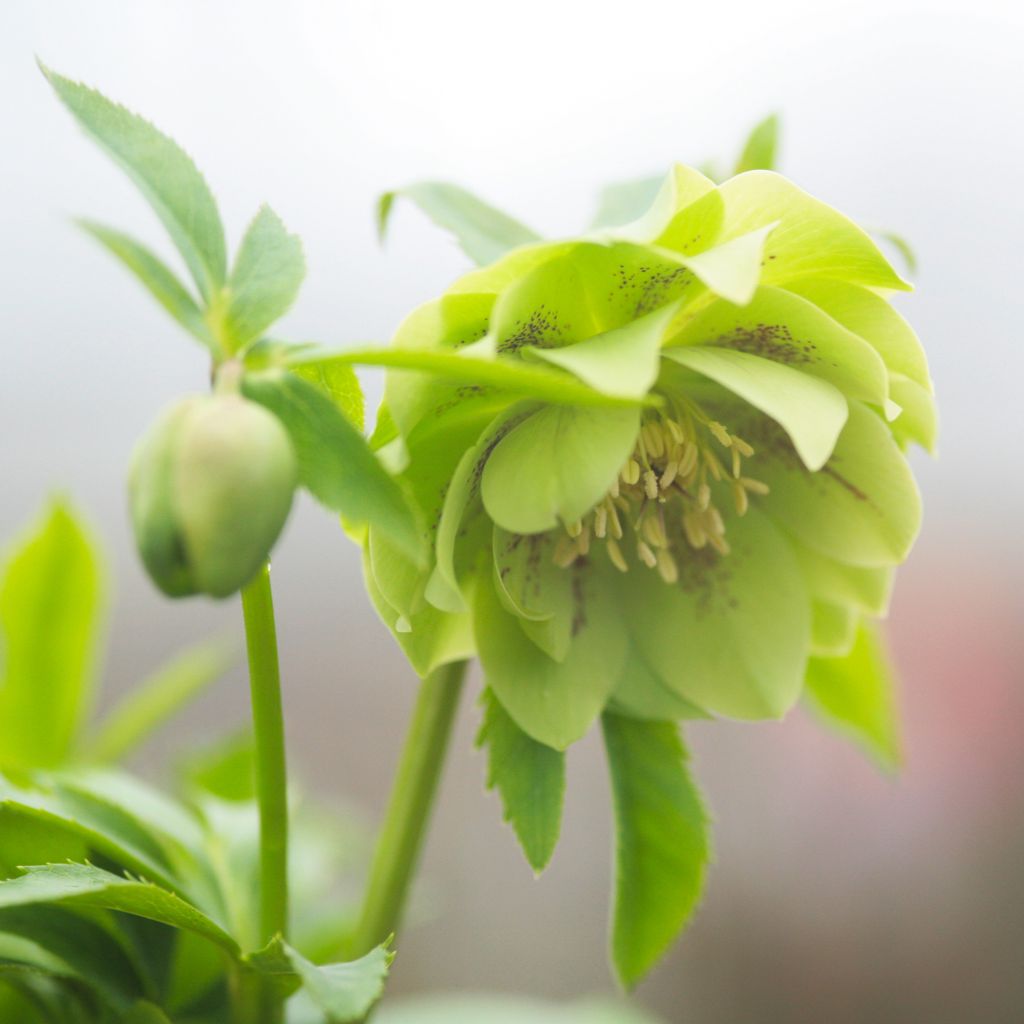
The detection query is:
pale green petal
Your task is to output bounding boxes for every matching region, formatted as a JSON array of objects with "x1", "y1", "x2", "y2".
[
  {"x1": 675, "y1": 222, "x2": 777, "y2": 306},
  {"x1": 481, "y1": 406, "x2": 640, "y2": 534},
  {"x1": 607, "y1": 650, "x2": 710, "y2": 722},
  {"x1": 888, "y1": 372, "x2": 938, "y2": 453},
  {"x1": 758, "y1": 400, "x2": 922, "y2": 567},
  {"x1": 612, "y1": 164, "x2": 717, "y2": 243},
  {"x1": 667, "y1": 286, "x2": 890, "y2": 407},
  {"x1": 621, "y1": 509, "x2": 809, "y2": 719},
  {"x1": 526, "y1": 301, "x2": 681, "y2": 399},
  {"x1": 448, "y1": 240, "x2": 576, "y2": 296},
  {"x1": 792, "y1": 544, "x2": 893, "y2": 617},
  {"x1": 810, "y1": 601, "x2": 859, "y2": 657},
  {"x1": 783, "y1": 278, "x2": 931, "y2": 389},
  {"x1": 717, "y1": 171, "x2": 909, "y2": 290},
  {"x1": 474, "y1": 567, "x2": 627, "y2": 750},
  {"x1": 664, "y1": 345, "x2": 848, "y2": 471},
  {"x1": 804, "y1": 622, "x2": 901, "y2": 771}
]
